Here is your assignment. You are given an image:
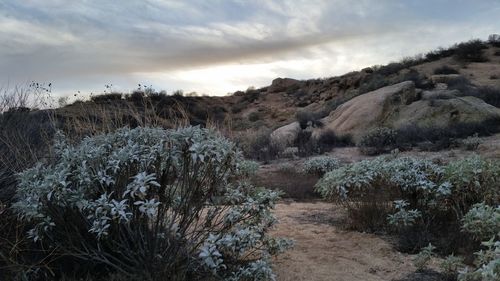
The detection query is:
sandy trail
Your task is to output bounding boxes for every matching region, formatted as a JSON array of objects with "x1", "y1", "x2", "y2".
[{"x1": 272, "y1": 201, "x2": 417, "y2": 281}]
